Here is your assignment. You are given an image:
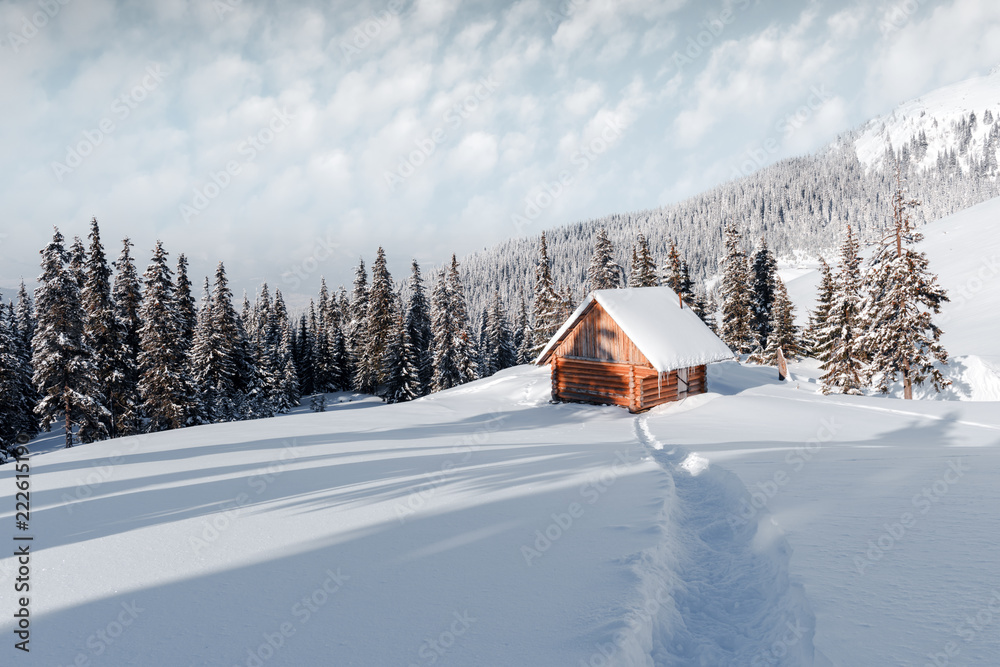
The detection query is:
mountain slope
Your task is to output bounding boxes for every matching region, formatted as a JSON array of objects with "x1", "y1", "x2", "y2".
[{"x1": 460, "y1": 70, "x2": 1000, "y2": 320}]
